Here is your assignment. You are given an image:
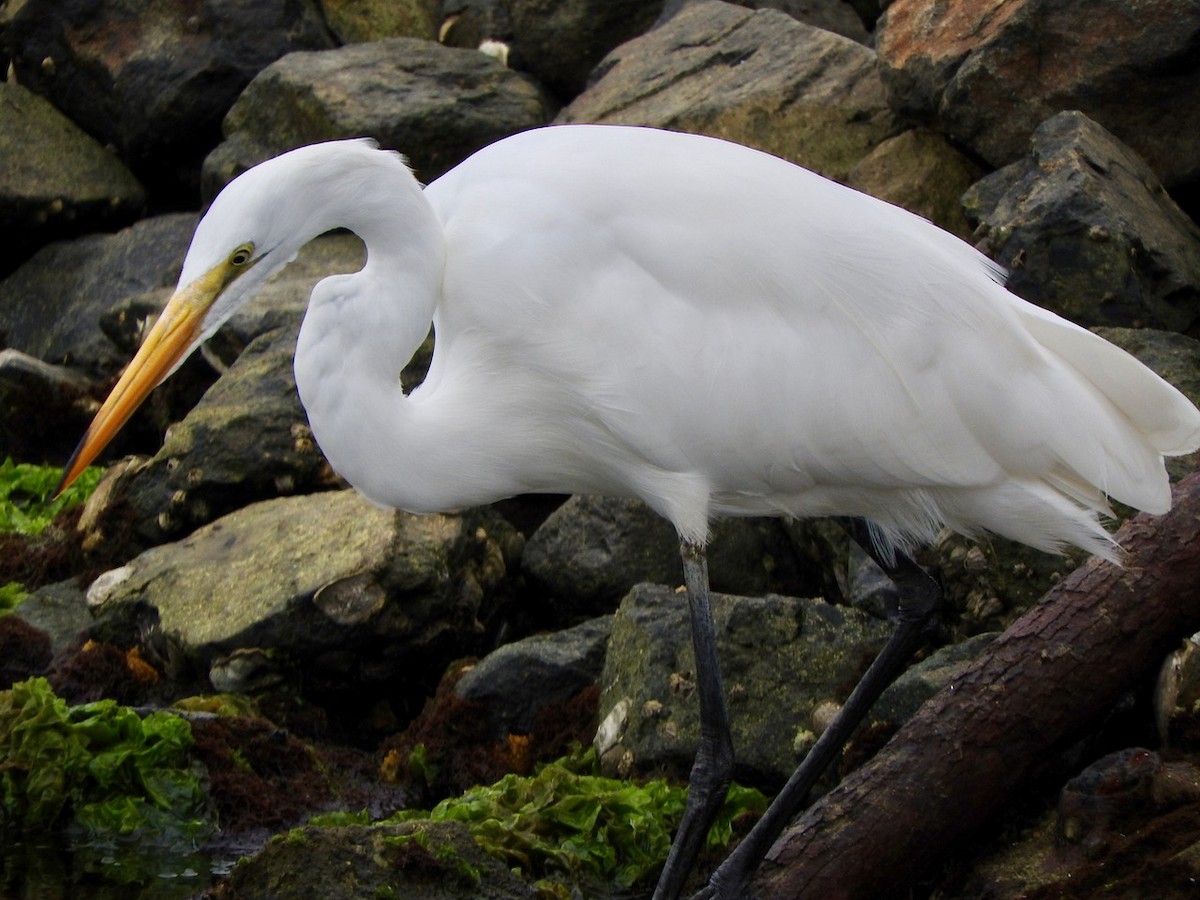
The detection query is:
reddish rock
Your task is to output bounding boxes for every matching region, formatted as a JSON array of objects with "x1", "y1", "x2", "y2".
[{"x1": 877, "y1": 0, "x2": 1200, "y2": 187}]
